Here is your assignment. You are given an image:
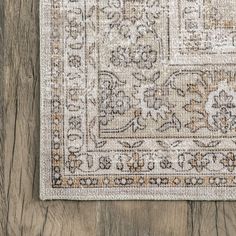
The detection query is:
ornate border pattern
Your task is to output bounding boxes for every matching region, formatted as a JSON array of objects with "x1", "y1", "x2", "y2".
[{"x1": 40, "y1": 0, "x2": 236, "y2": 200}]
